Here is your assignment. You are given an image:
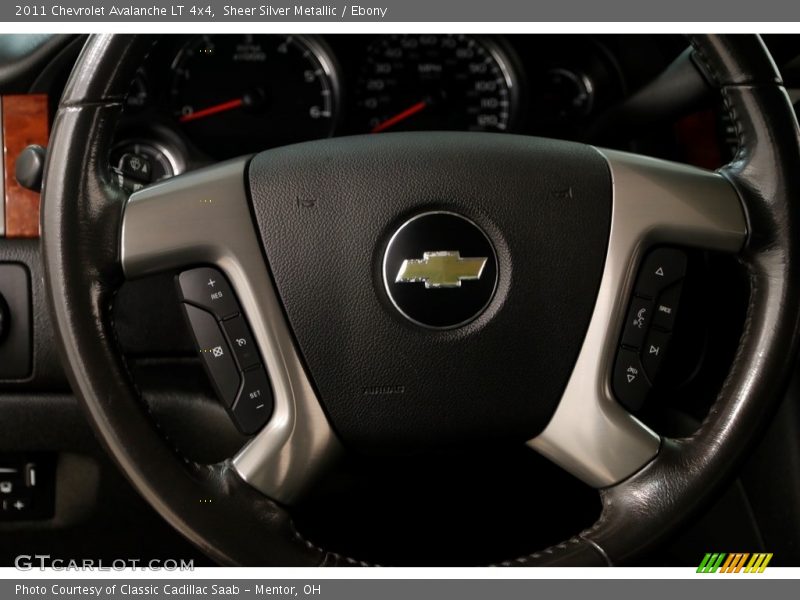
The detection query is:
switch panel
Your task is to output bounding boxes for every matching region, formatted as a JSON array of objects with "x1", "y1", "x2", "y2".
[
  {"x1": 178, "y1": 267, "x2": 273, "y2": 434},
  {"x1": 613, "y1": 248, "x2": 687, "y2": 412},
  {"x1": 0, "y1": 454, "x2": 55, "y2": 521}
]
